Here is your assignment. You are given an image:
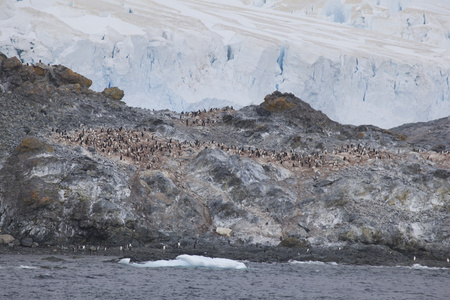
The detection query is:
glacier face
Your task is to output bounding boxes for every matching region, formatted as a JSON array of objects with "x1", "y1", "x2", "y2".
[{"x1": 0, "y1": 0, "x2": 449, "y2": 128}]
